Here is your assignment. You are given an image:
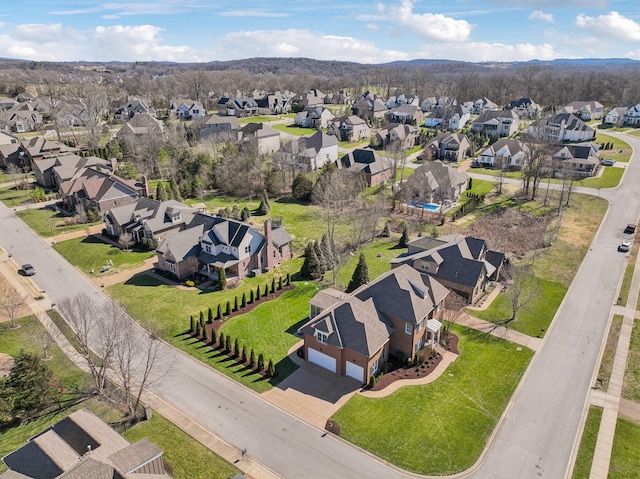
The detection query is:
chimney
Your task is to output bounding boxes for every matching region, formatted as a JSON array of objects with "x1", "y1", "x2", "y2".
[
  {"x1": 110, "y1": 157, "x2": 118, "y2": 172},
  {"x1": 86, "y1": 445, "x2": 92, "y2": 455}
]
